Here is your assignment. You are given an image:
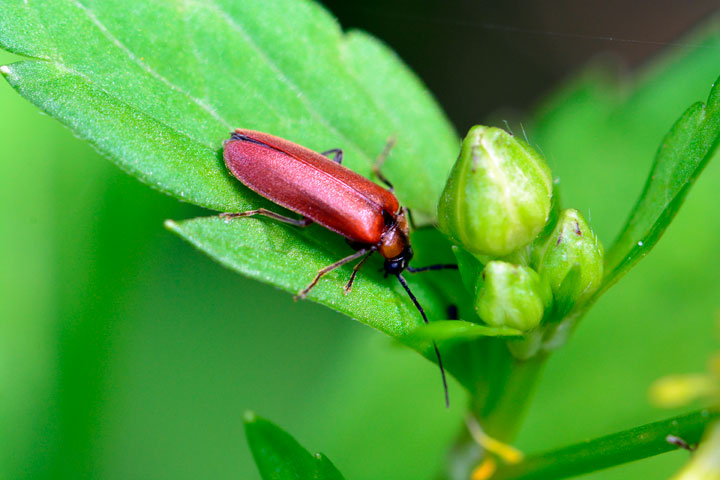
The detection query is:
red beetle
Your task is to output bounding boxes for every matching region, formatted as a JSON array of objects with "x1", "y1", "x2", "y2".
[{"x1": 223, "y1": 129, "x2": 456, "y2": 406}]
